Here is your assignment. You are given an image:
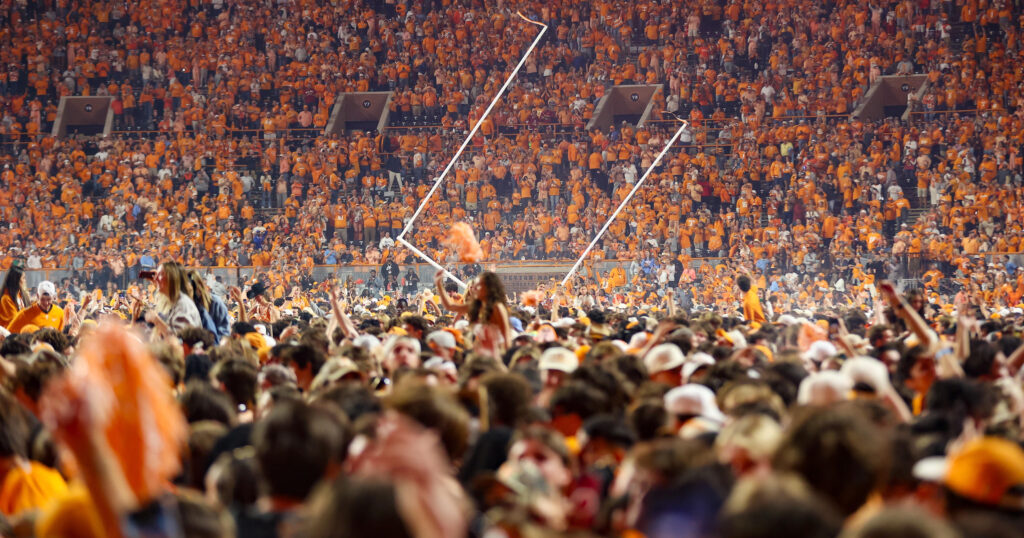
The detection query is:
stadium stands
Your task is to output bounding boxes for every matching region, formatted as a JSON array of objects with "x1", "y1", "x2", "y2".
[{"x1": 0, "y1": 0, "x2": 1020, "y2": 306}]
